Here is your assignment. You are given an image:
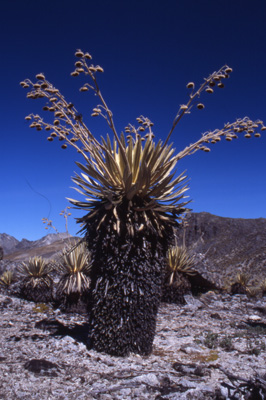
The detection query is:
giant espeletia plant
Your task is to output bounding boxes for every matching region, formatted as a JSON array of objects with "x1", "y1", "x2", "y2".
[{"x1": 21, "y1": 50, "x2": 265, "y2": 355}]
